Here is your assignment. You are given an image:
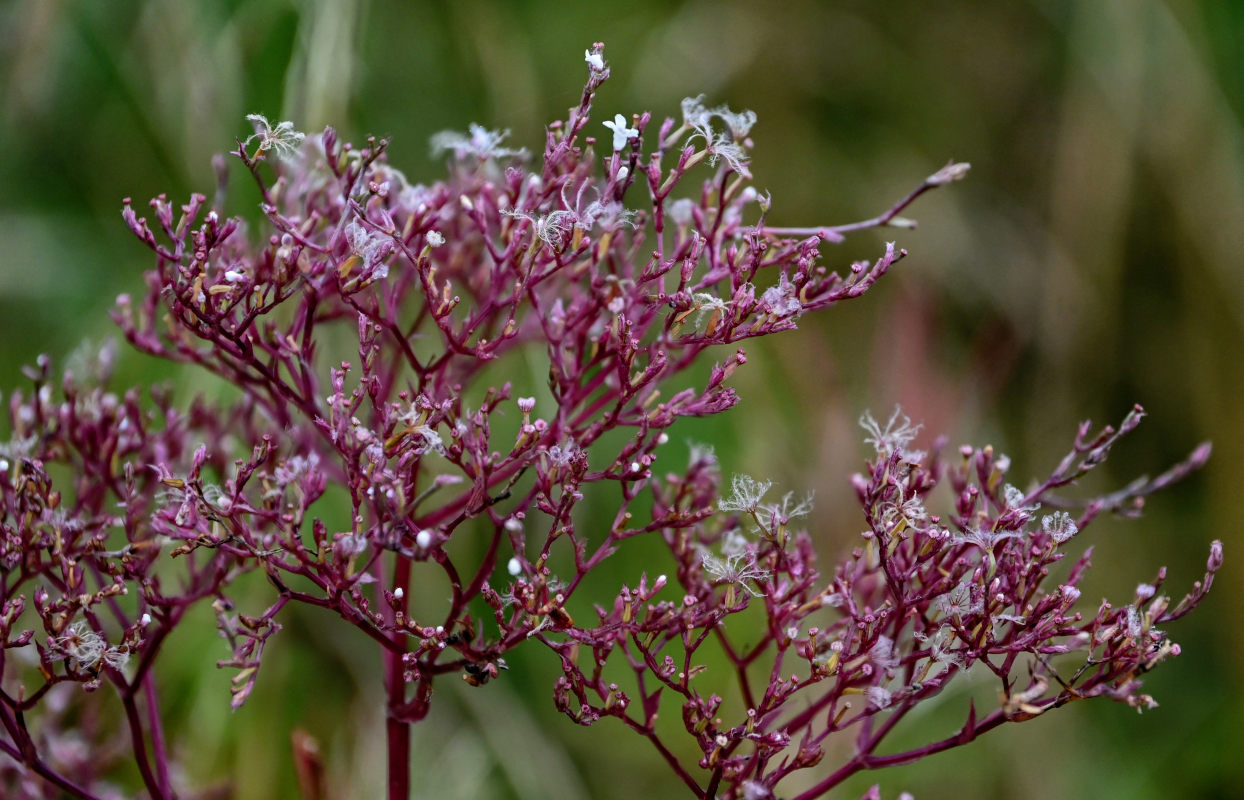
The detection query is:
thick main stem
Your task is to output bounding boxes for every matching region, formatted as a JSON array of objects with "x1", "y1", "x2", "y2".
[{"x1": 385, "y1": 555, "x2": 412, "y2": 800}]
